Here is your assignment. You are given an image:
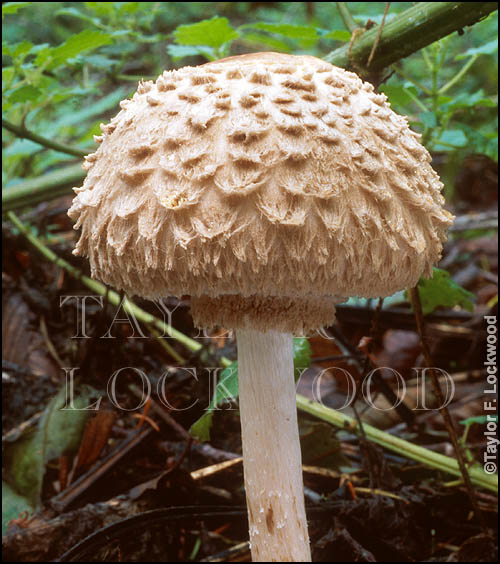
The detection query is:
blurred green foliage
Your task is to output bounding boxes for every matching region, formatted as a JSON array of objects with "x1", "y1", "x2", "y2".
[{"x1": 2, "y1": 2, "x2": 498, "y2": 198}]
